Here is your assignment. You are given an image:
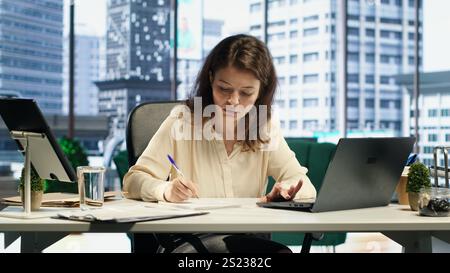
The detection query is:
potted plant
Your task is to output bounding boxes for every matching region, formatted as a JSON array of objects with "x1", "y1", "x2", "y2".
[
  {"x1": 19, "y1": 166, "x2": 44, "y2": 211},
  {"x1": 407, "y1": 162, "x2": 432, "y2": 211}
]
